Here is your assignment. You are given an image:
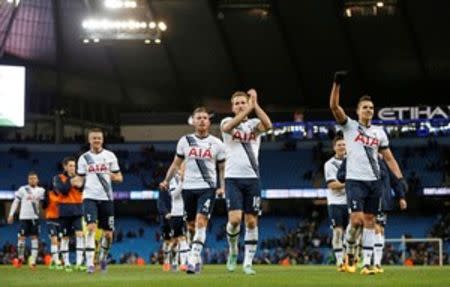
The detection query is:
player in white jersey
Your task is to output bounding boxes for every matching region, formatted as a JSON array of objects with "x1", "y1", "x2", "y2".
[
  {"x1": 324, "y1": 135, "x2": 348, "y2": 272},
  {"x1": 7, "y1": 171, "x2": 46, "y2": 269},
  {"x1": 168, "y1": 164, "x2": 189, "y2": 271},
  {"x1": 168, "y1": 168, "x2": 190, "y2": 272},
  {"x1": 221, "y1": 89, "x2": 272, "y2": 275},
  {"x1": 330, "y1": 71, "x2": 408, "y2": 274},
  {"x1": 158, "y1": 167, "x2": 188, "y2": 272},
  {"x1": 73, "y1": 128, "x2": 123, "y2": 274},
  {"x1": 160, "y1": 107, "x2": 226, "y2": 274}
]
